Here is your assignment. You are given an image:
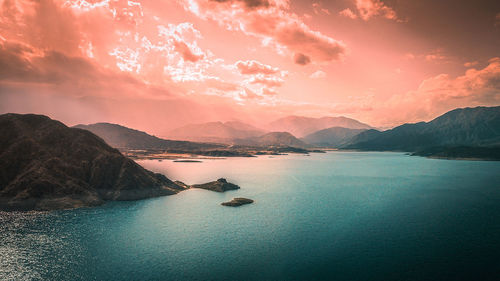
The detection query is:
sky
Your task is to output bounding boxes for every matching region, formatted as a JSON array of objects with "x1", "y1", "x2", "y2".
[{"x1": 0, "y1": 0, "x2": 499, "y2": 135}]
